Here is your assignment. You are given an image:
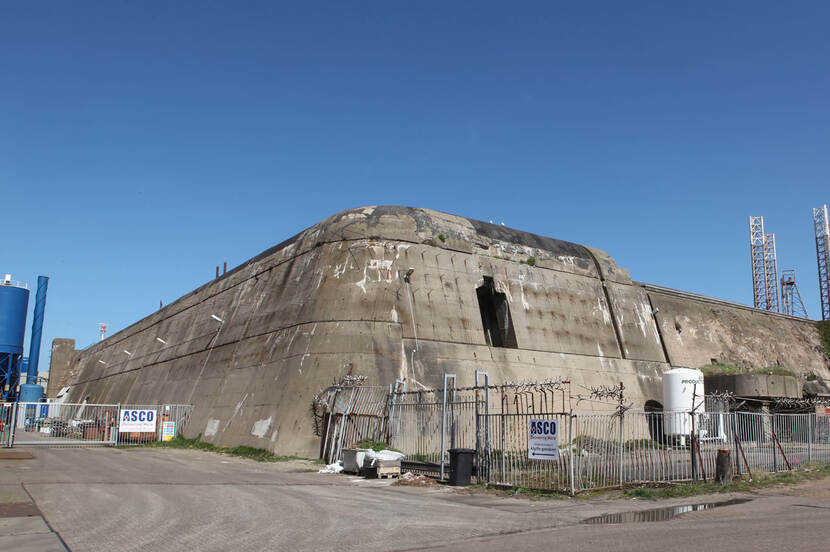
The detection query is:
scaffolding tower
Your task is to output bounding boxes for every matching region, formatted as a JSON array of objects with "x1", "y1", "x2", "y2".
[
  {"x1": 749, "y1": 216, "x2": 779, "y2": 311},
  {"x1": 780, "y1": 269, "x2": 808, "y2": 318},
  {"x1": 814, "y1": 205, "x2": 830, "y2": 320}
]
